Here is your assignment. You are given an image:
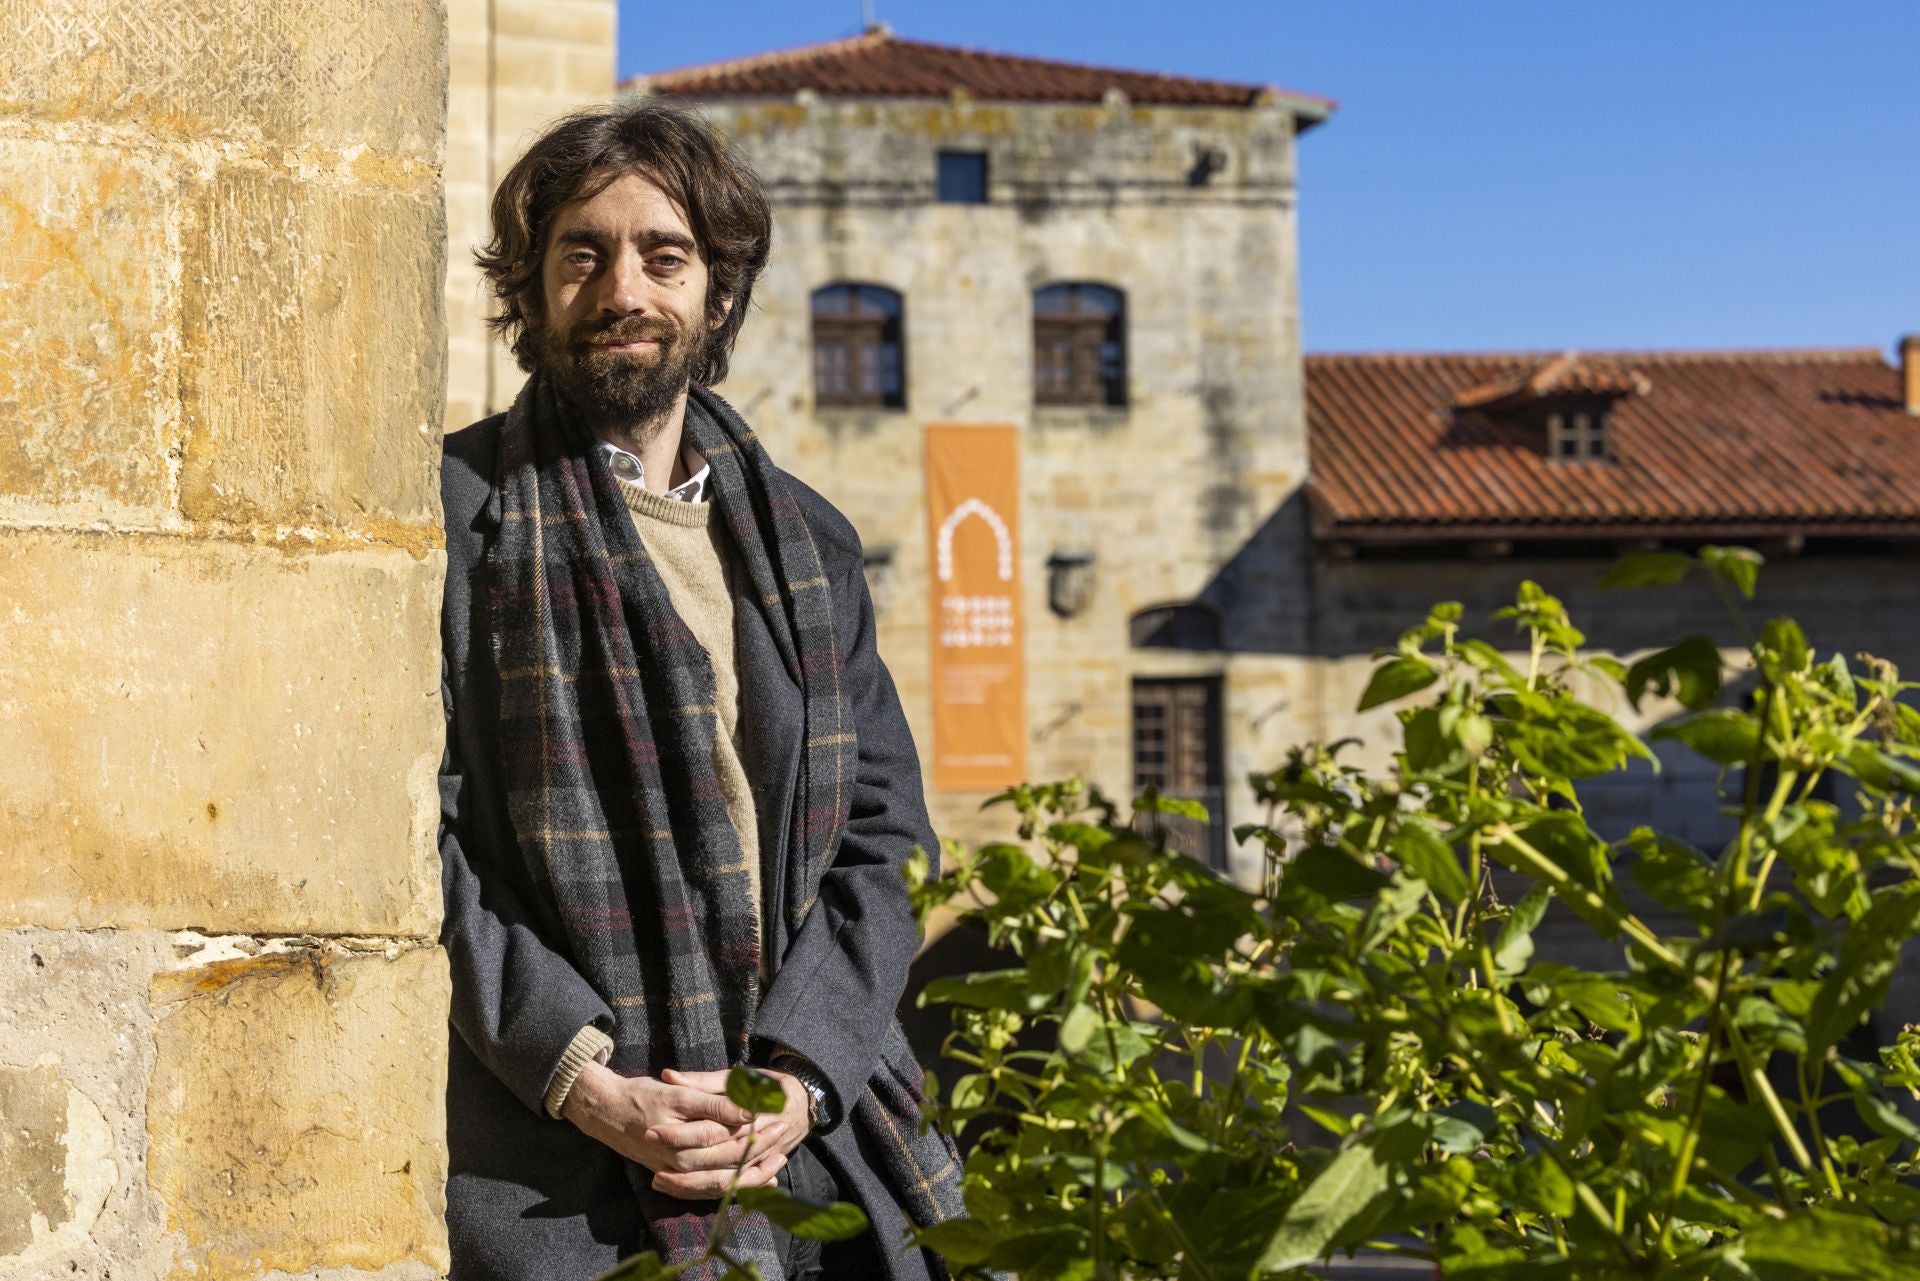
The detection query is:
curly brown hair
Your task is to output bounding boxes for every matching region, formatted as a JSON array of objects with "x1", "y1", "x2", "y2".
[{"x1": 475, "y1": 99, "x2": 772, "y2": 384}]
